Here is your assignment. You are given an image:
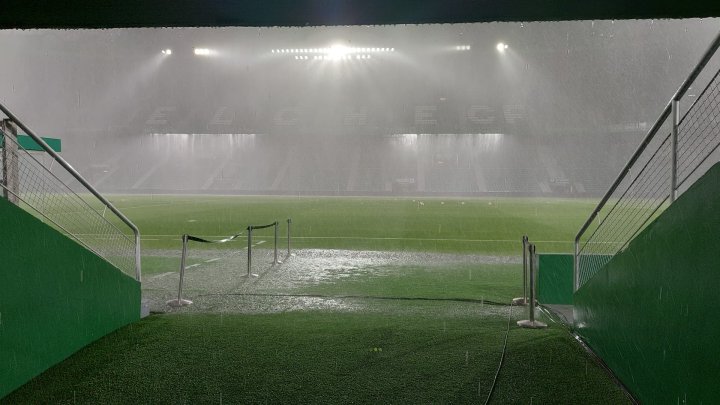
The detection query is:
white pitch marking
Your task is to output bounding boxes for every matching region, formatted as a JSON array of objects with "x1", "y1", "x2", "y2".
[
  {"x1": 205, "y1": 258, "x2": 221, "y2": 263},
  {"x1": 134, "y1": 234, "x2": 580, "y2": 244},
  {"x1": 149, "y1": 272, "x2": 175, "y2": 280},
  {"x1": 285, "y1": 236, "x2": 574, "y2": 243}
]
